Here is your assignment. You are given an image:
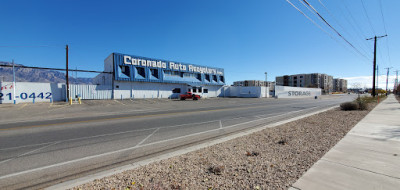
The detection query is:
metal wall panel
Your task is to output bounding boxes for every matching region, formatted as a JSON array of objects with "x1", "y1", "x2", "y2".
[
  {"x1": 112, "y1": 53, "x2": 225, "y2": 86},
  {"x1": 69, "y1": 84, "x2": 112, "y2": 100},
  {"x1": 0, "y1": 82, "x2": 65, "y2": 103},
  {"x1": 225, "y1": 86, "x2": 269, "y2": 98}
]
